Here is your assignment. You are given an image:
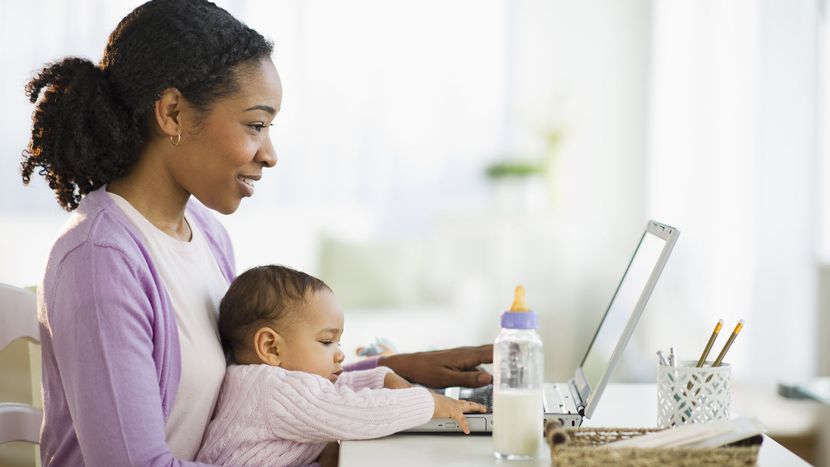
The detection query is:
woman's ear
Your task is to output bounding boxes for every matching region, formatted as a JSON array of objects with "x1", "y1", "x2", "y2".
[
  {"x1": 153, "y1": 87, "x2": 185, "y2": 138},
  {"x1": 252, "y1": 326, "x2": 284, "y2": 366}
]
